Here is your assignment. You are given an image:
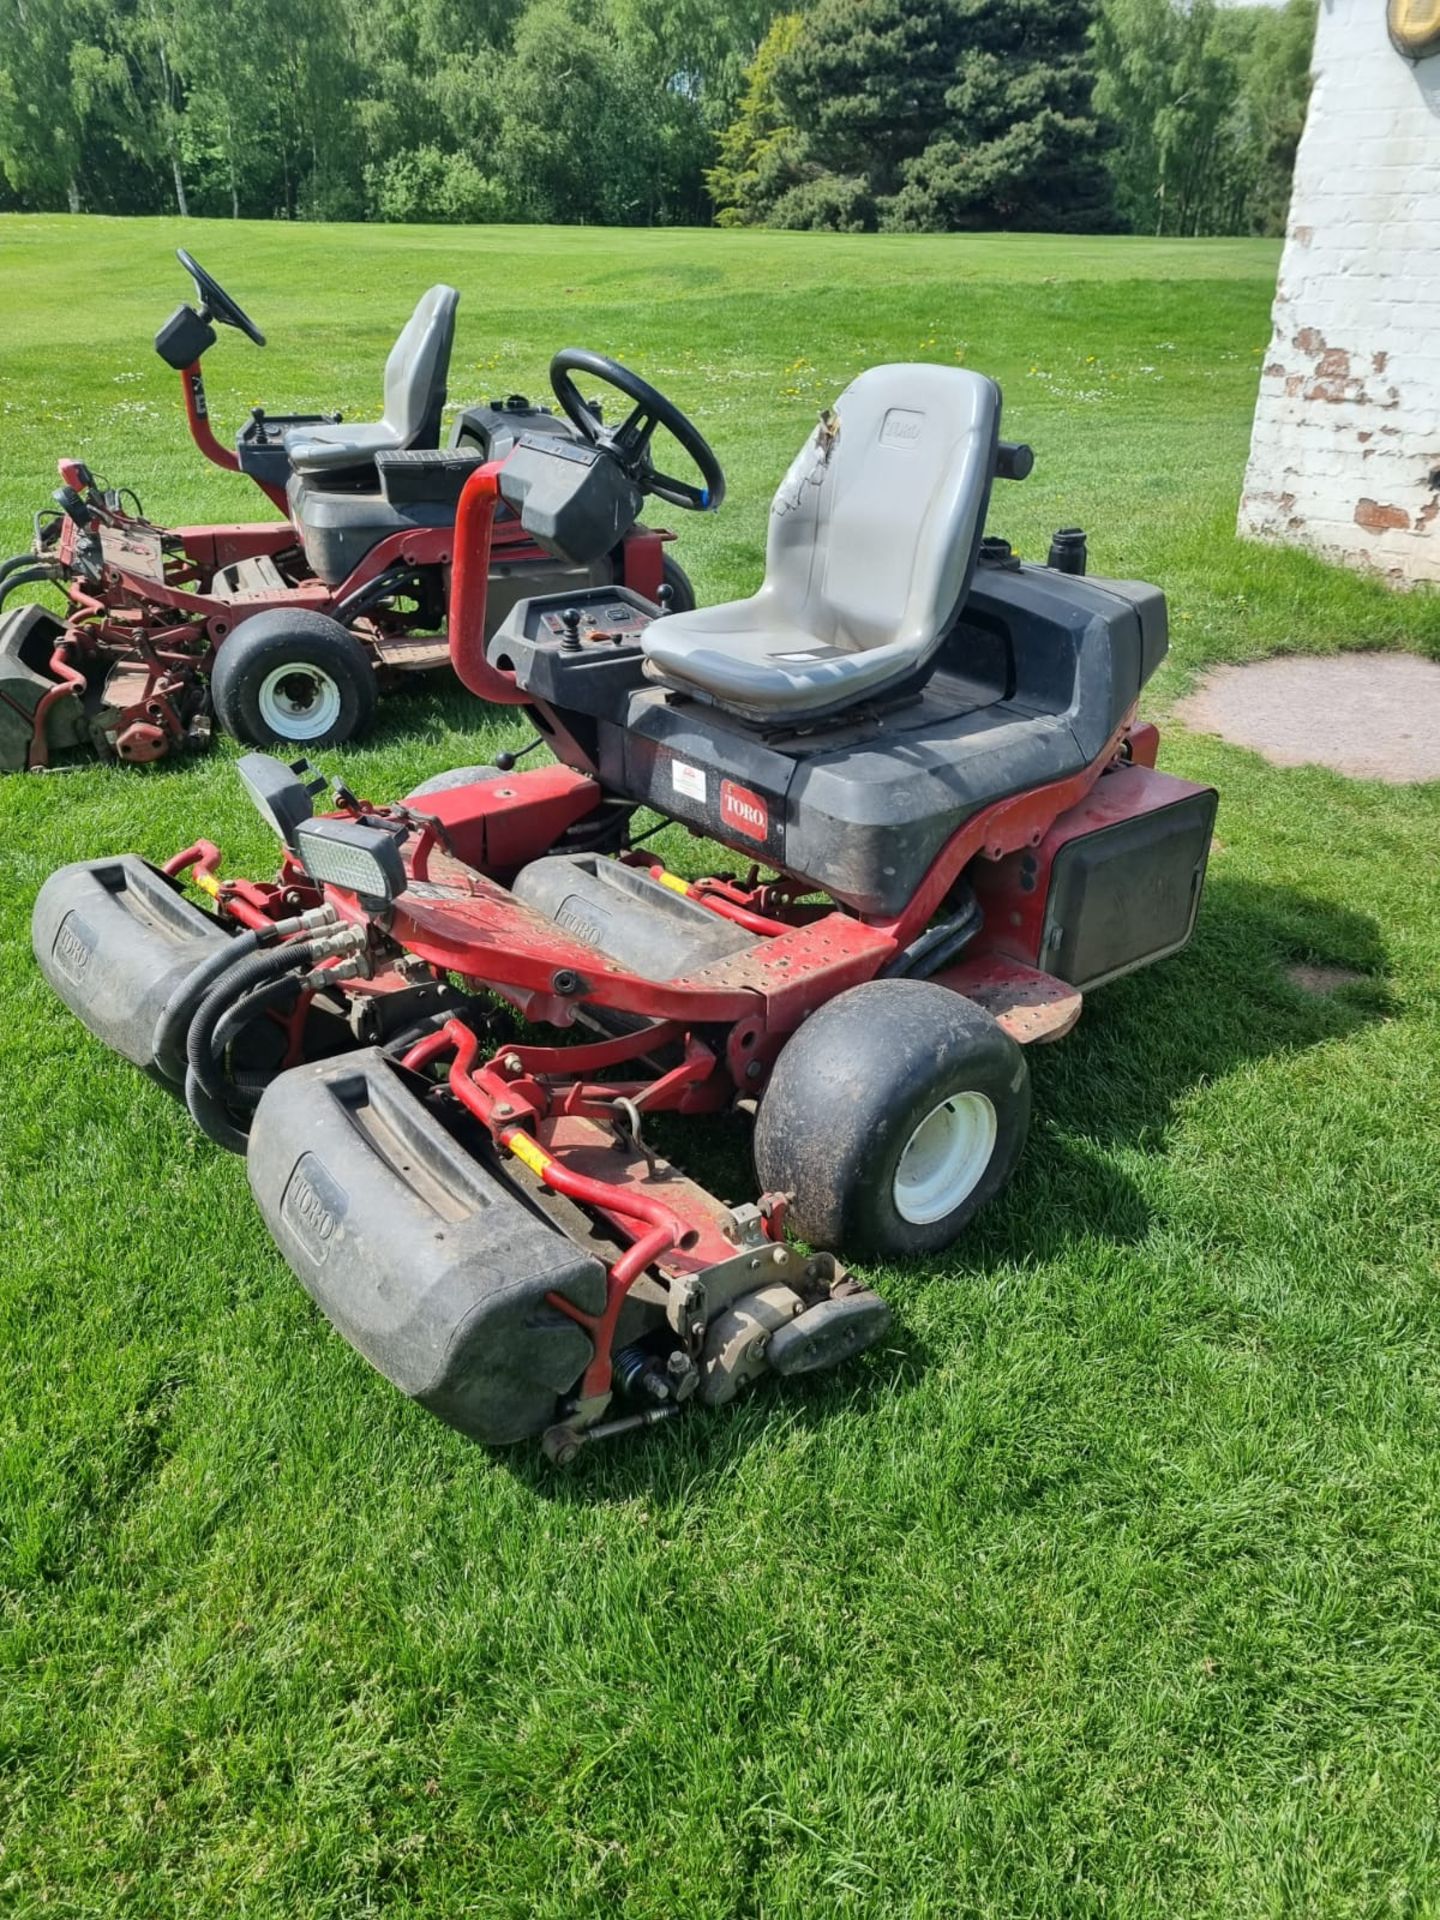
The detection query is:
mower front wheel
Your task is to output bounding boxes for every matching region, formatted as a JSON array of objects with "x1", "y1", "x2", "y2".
[
  {"x1": 753, "y1": 980, "x2": 1031, "y2": 1257},
  {"x1": 210, "y1": 610, "x2": 377, "y2": 749}
]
